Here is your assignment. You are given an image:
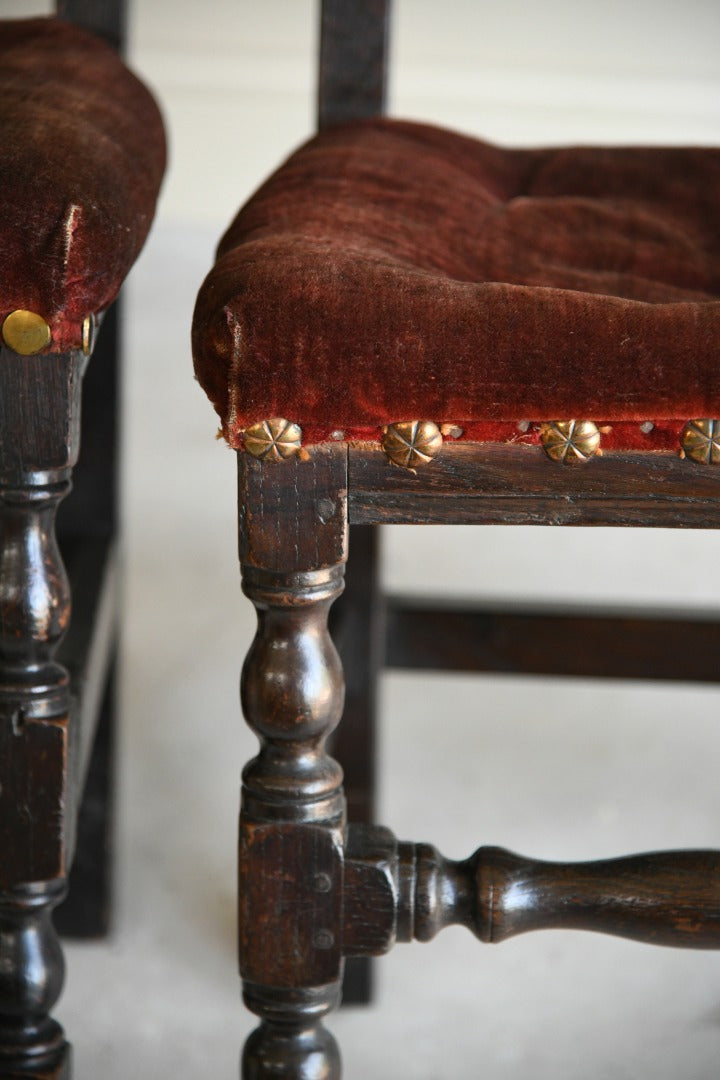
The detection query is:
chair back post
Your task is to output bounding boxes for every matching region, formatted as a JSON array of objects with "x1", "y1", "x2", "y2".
[
  {"x1": 318, "y1": 0, "x2": 390, "y2": 129},
  {"x1": 56, "y1": 0, "x2": 126, "y2": 52},
  {"x1": 54, "y1": 0, "x2": 126, "y2": 542},
  {"x1": 317, "y1": 0, "x2": 390, "y2": 1006}
]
